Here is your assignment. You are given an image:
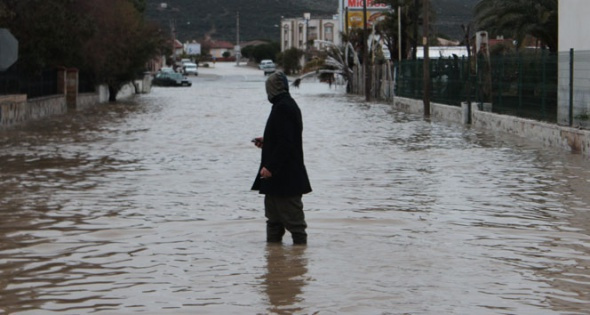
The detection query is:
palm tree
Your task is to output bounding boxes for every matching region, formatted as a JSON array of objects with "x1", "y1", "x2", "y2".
[
  {"x1": 375, "y1": 0, "x2": 424, "y2": 61},
  {"x1": 374, "y1": 0, "x2": 440, "y2": 60},
  {"x1": 474, "y1": 0, "x2": 557, "y2": 52}
]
